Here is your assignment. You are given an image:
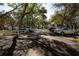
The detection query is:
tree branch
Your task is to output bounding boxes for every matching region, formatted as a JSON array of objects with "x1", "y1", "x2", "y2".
[
  {"x1": 0, "y1": 4, "x2": 21, "y2": 18},
  {"x1": 19, "y1": 4, "x2": 35, "y2": 27},
  {"x1": 19, "y1": 3, "x2": 28, "y2": 27},
  {"x1": 24, "y1": 4, "x2": 35, "y2": 15}
]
